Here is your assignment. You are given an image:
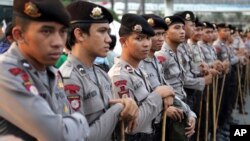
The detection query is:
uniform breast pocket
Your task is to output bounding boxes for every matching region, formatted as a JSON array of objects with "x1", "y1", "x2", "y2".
[
  {"x1": 83, "y1": 94, "x2": 105, "y2": 115},
  {"x1": 55, "y1": 89, "x2": 70, "y2": 115},
  {"x1": 167, "y1": 63, "x2": 181, "y2": 78}
]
